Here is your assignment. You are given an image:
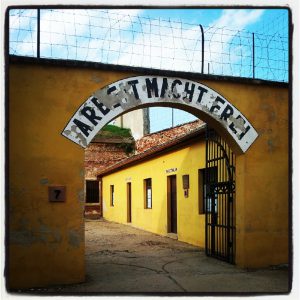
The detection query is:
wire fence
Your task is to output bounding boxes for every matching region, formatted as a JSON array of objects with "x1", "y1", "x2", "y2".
[{"x1": 9, "y1": 9, "x2": 289, "y2": 82}]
